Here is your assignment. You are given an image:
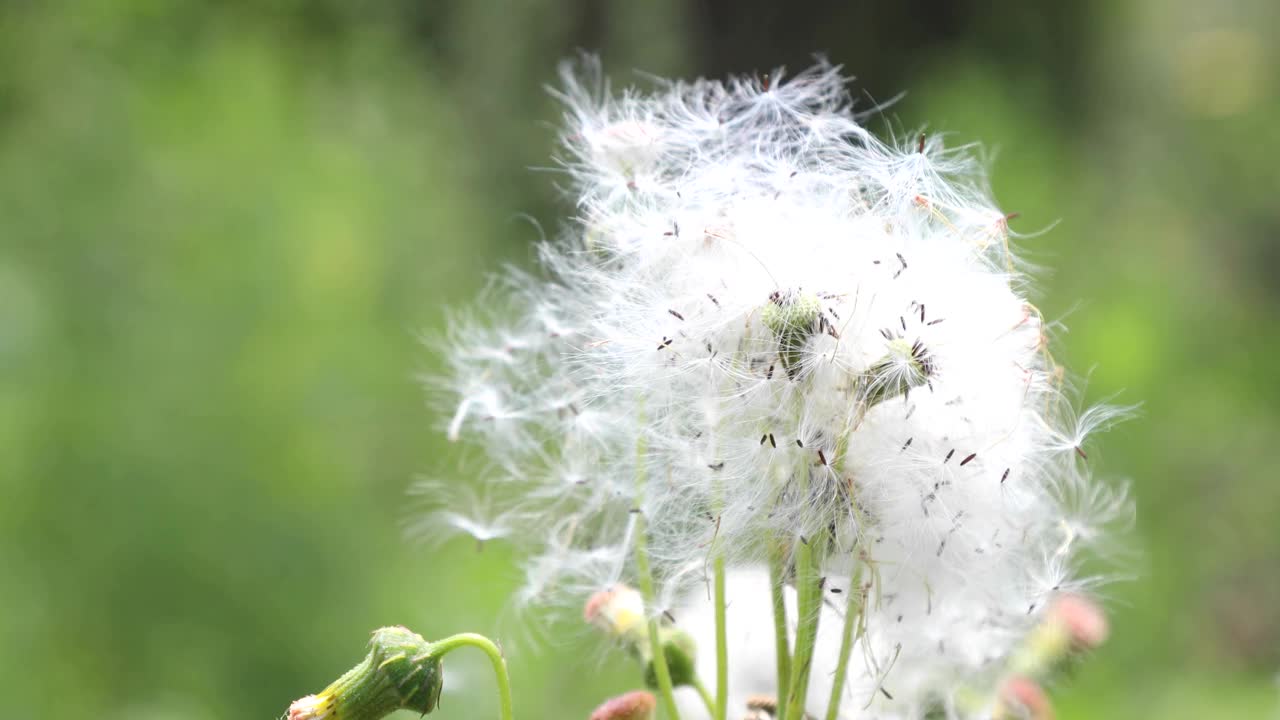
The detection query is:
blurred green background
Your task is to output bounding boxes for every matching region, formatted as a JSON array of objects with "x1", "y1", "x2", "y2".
[{"x1": 2, "y1": 1, "x2": 1277, "y2": 718}]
